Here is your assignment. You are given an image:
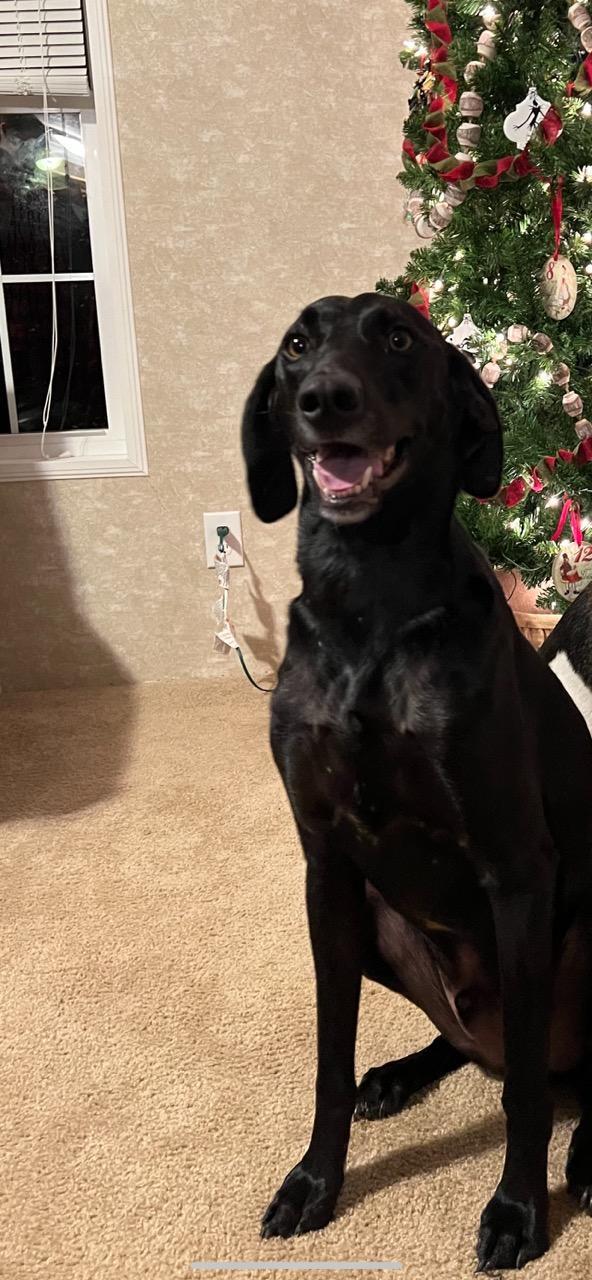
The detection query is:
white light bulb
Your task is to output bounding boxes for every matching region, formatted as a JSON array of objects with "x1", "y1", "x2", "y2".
[
  {"x1": 432, "y1": 279, "x2": 445, "y2": 293},
  {"x1": 546, "y1": 495, "x2": 561, "y2": 508},
  {"x1": 403, "y1": 39, "x2": 417, "y2": 51},
  {"x1": 583, "y1": 231, "x2": 592, "y2": 245},
  {"x1": 508, "y1": 518, "x2": 521, "y2": 532},
  {"x1": 417, "y1": 44, "x2": 428, "y2": 56},
  {"x1": 481, "y1": 4, "x2": 498, "y2": 20},
  {"x1": 582, "y1": 103, "x2": 592, "y2": 119},
  {"x1": 586, "y1": 263, "x2": 592, "y2": 276},
  {"x1": 454, "y1": 249, "x2": 465, "y2": 261},
  {"x1": 482, "y1": 276, "x2": 489, "y2": 284},
  {"x1": 448, "y1": 316, "x2": 459, "y2": 328},
  {"x1": 536, "y1": 370, "x2": 552, "y2": 387},
  {"x1": 506, "y1": 356, "x2": 514, "y2": 366}
]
